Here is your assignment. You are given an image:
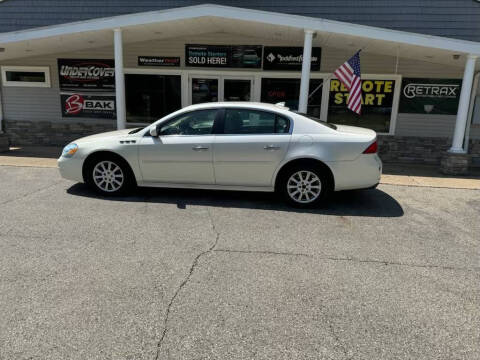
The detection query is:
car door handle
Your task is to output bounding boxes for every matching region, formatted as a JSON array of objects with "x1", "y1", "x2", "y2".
[
  {"x1": 192, "y1": 145, "x2": 209, "y2": 151},
  {"x1": 264, "y1": 145, "x2": 280, "y2": 151}
]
